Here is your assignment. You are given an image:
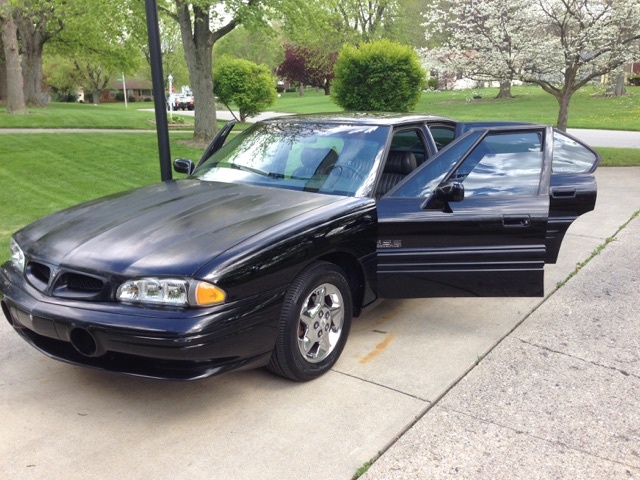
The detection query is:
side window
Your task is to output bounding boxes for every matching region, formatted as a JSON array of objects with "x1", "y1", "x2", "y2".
[
  {"x1": 454, "y1": 132, "x2": 543, "y2": 197},
  {"x1": 553, "y1": 131, "x2": 599, "y2": 173},
  {"x1": 429, "y1": 126, "x2": 456, "y2": 149},
  {"x1": 389, "y1": 129, "x2": 429, "y2": 165}
]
